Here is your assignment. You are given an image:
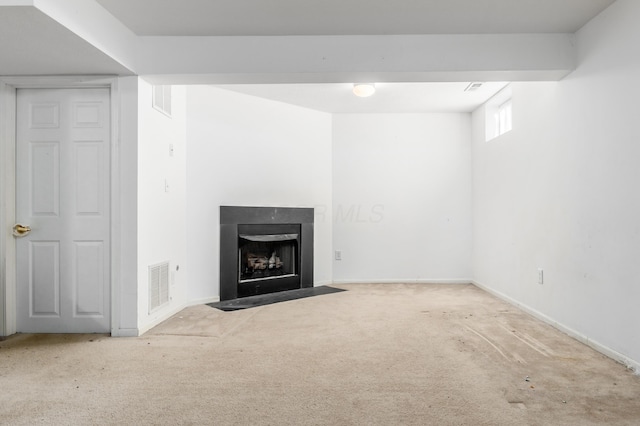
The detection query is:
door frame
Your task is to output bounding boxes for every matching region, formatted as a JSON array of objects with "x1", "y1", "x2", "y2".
[{"x1": 0, "y1": 76, "x2": 122, "y2": 337}]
